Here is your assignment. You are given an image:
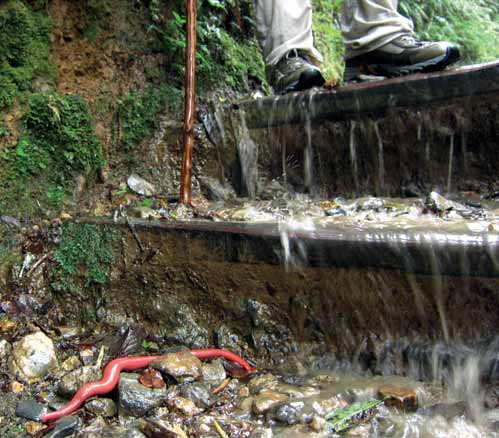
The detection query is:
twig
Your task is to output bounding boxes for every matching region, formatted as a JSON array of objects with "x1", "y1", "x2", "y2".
[
  {"x1": 213, "y1": 420, "x2": 229, "y2": 438},
  {"x1": 213, "y1": 378, "x2": 230, "y2": 394},
  {"x1": 26, "y1": 252, "x2": 53, "y2": 279},
  {"x1": 125, "y1": 217, "x2": 144, "y2": 252}
]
